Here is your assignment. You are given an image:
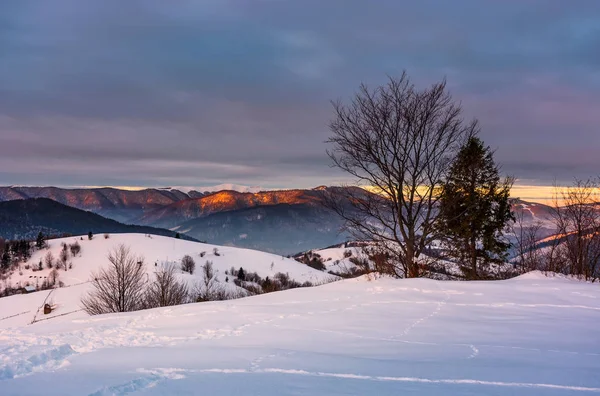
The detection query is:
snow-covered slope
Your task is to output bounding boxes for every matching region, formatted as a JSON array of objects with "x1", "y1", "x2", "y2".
[
  {"x1": 0, "y1": 233, "x2": 332, "y2": 327},
  {"x1": 1, "y1": 272, "x2": 599, "y2": 395},
  {"x1": 311, "y1": 245, "x2": 368, "y2": 273}
]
